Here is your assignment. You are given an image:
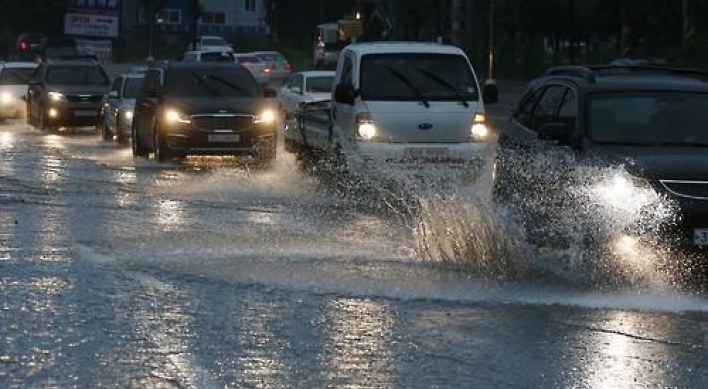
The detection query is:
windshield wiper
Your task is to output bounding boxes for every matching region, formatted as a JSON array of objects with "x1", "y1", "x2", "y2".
[
  {"x1": 197, "y1": 73, "x2": 246, "y2": 94},
  {"x1": 384, "y1": 65, "x2": 429, "y2": 108},
  {"x1": 191, "y1": 72, "x2": 220, "y2": 95},
  {"x1": 415, "y1": 67, "x2": 469, "y2": 107}
]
